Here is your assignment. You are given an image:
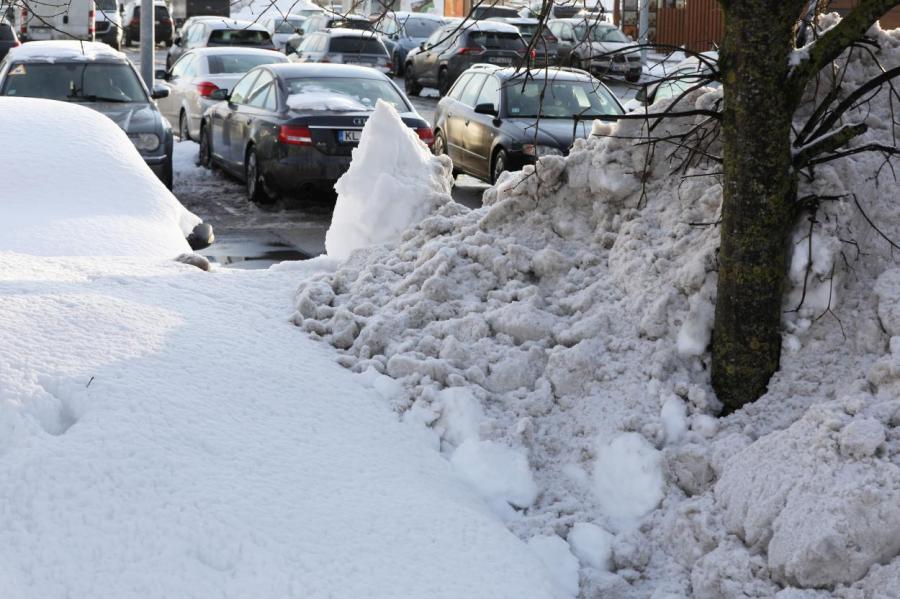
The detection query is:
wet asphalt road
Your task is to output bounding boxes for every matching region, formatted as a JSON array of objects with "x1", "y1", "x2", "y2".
[{"x1": 130, "y1": 47, "x2": 633, "y2": 268}]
